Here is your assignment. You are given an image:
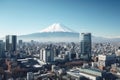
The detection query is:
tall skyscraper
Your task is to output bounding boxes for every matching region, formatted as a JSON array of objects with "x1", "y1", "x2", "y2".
[
  {"x1": 12, "y1": 35, "x2": 17, "y2": 51},
  {"x1": 0, "y1": 40, "x2": 4, "y2": 58},
  {"x1": 80, "y1": 33, "x2": 91, "y2": 61},
  {"x1": 5, "y1": 35, "x2": 10, "y2": 51},
  {"x1": 5, "y1": 35, "x2": 17, "y2": 52}
]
